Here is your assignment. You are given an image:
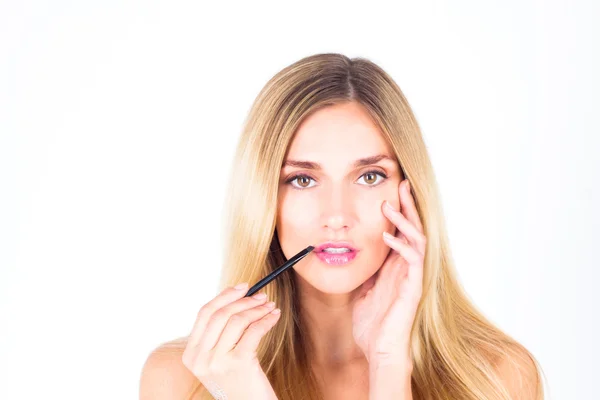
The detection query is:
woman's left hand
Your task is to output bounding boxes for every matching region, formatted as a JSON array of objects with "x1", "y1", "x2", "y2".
[{"x1": 352, "y1": 178, "x2": 426, "y2": 367}]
